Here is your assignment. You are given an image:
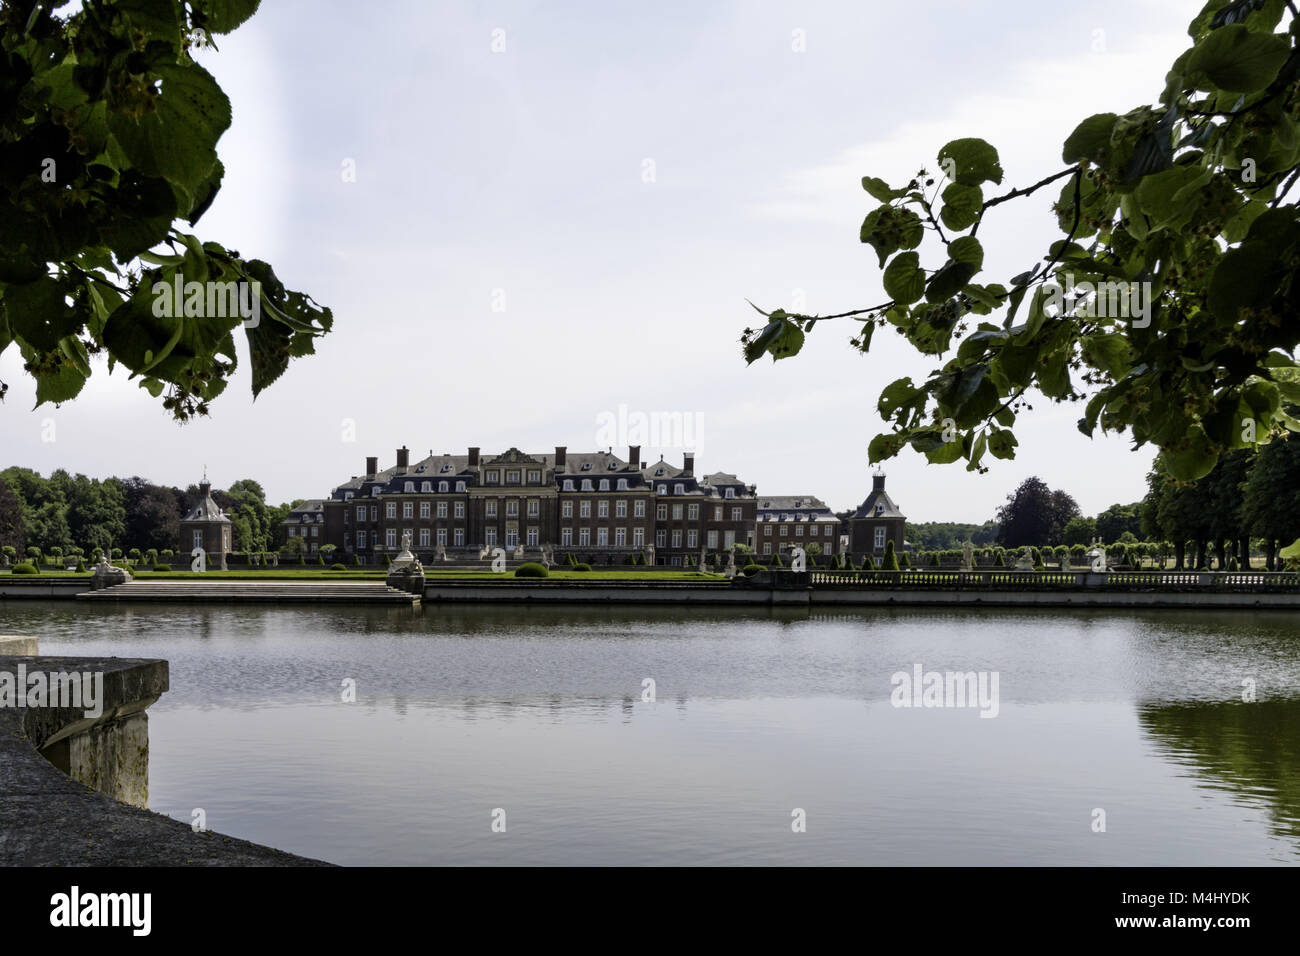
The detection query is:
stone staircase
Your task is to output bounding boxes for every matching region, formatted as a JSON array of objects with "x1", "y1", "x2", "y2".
[{"x1": 77, "y1": 580, "x2": 419, "y2": 605}]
